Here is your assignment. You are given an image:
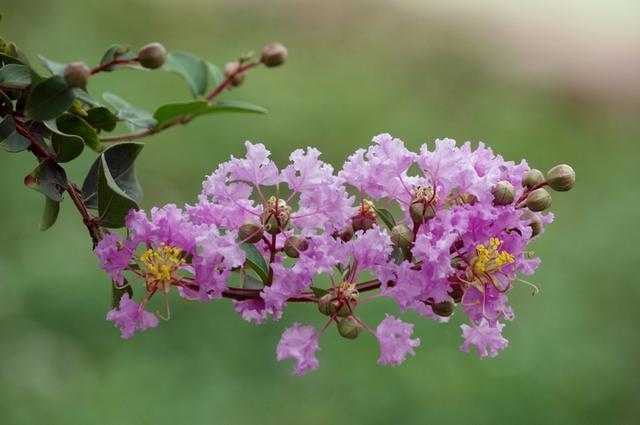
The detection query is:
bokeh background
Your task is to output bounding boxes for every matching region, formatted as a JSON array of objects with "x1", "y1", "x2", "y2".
[{"x1": 1, "y1": 1, "x2": 639, "y2": 424}]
